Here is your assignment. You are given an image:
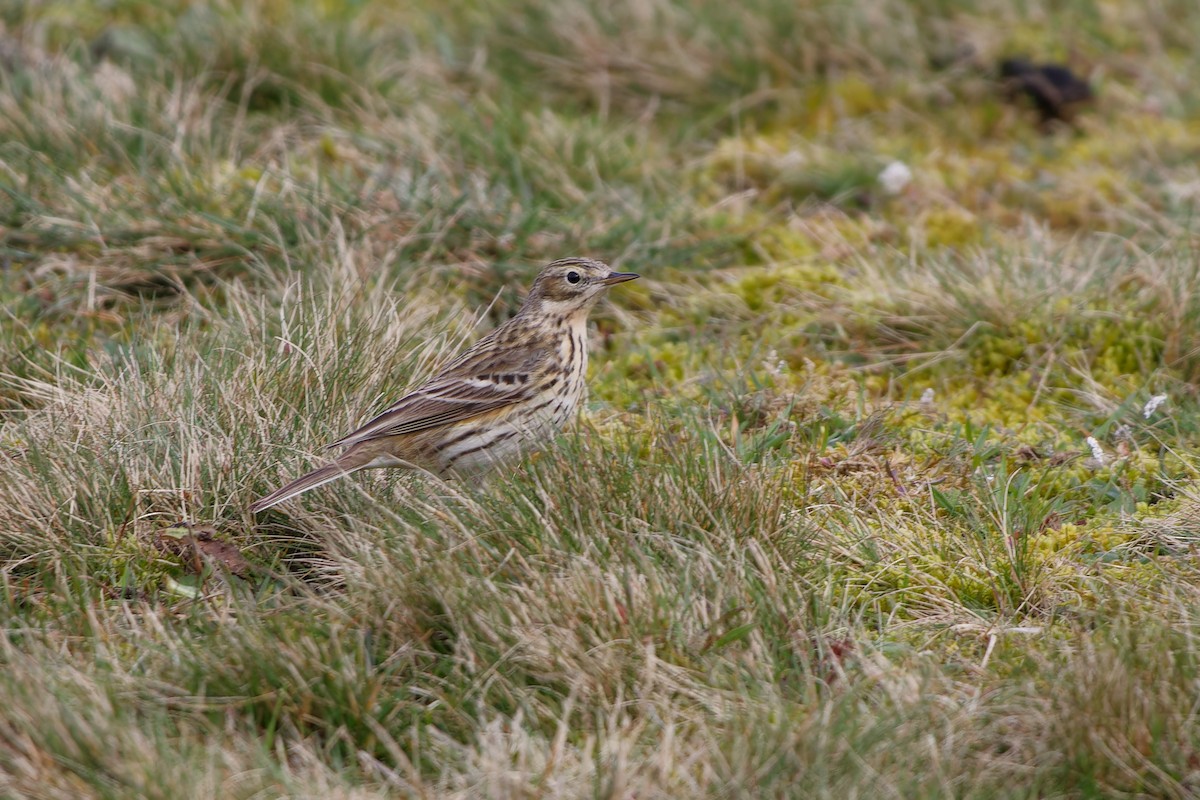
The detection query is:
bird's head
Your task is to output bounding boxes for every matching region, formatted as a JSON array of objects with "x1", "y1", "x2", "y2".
[{"x1": 522, "y1": 257, "x2": 639, "y2": 316}]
